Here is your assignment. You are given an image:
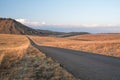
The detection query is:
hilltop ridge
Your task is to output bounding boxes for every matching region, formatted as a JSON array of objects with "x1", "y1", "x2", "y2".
[
  {"x1": 0, "y1": 18, "x2": 89, "y2": 36},
  {"x1": 0, "y1": 18, "x2": 38, "y2": 35}
]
